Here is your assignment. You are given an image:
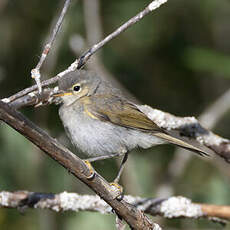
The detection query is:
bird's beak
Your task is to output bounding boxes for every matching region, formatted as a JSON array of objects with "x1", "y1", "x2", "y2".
[{"x1": 53, "y1": 90, "x2": 73, "y2": 97}]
